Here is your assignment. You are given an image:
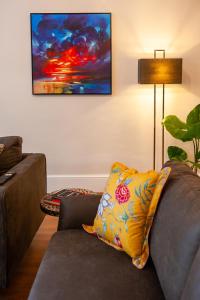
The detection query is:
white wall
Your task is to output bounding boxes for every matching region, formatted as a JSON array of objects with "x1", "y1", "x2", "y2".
[{"x1": 1, "y1": 0, "x2": 200, "y2": 191}]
